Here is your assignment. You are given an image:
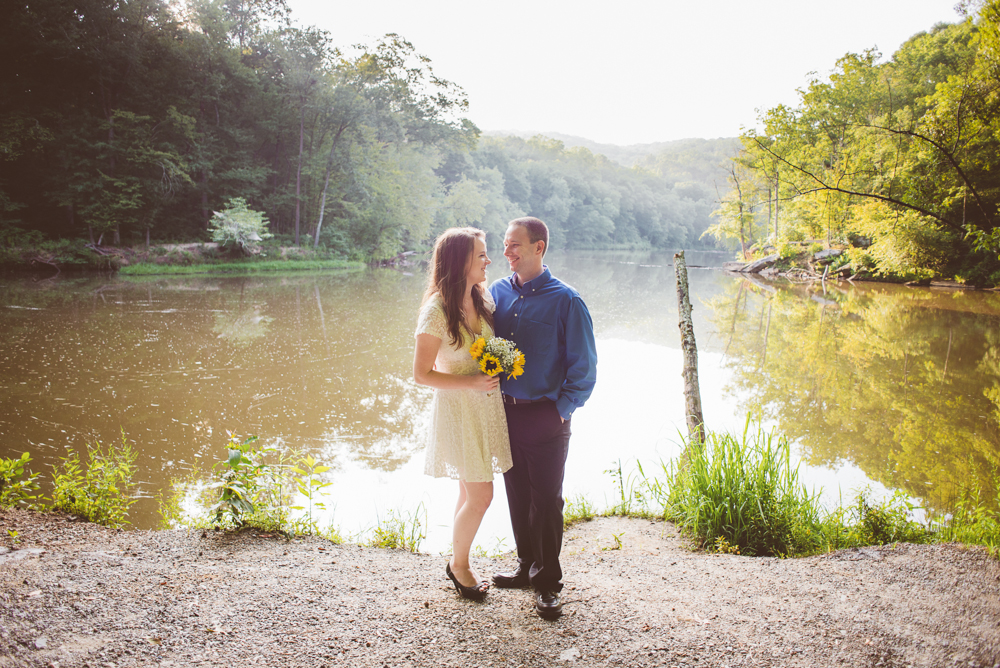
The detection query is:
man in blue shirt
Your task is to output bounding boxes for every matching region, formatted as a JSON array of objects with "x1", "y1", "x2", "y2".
[{"x1": 489, "y1": 217, "x2": 597, "y2": 619}]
